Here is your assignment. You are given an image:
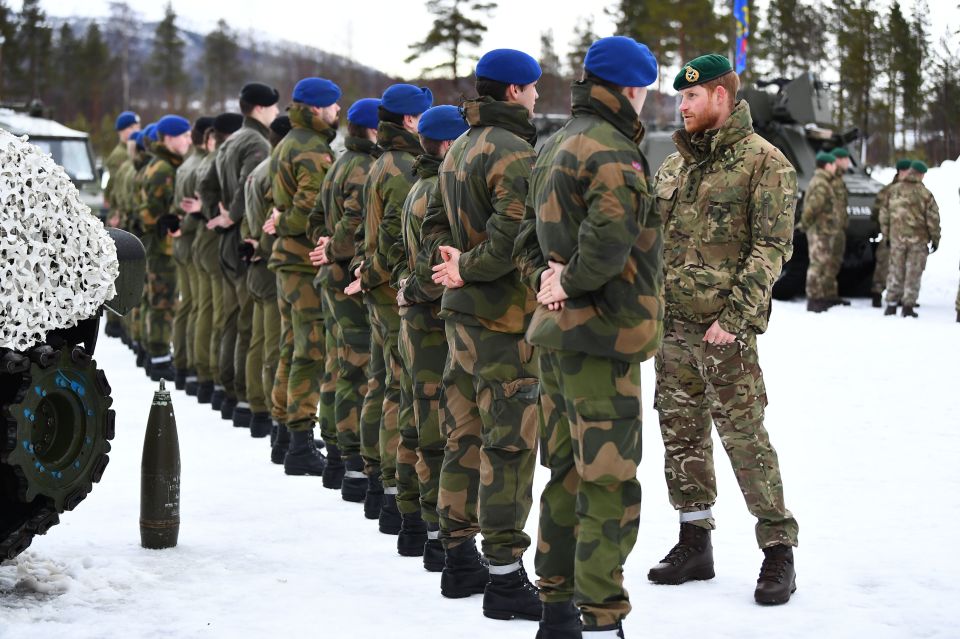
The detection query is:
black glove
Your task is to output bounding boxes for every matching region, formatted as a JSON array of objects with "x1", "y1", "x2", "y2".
[
  {"x1": 157, "y1": 213, "x2": 180, "y2": 236},
  {"x1": 238, "y1": 241, "x2": 256, "y2": 263}
]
